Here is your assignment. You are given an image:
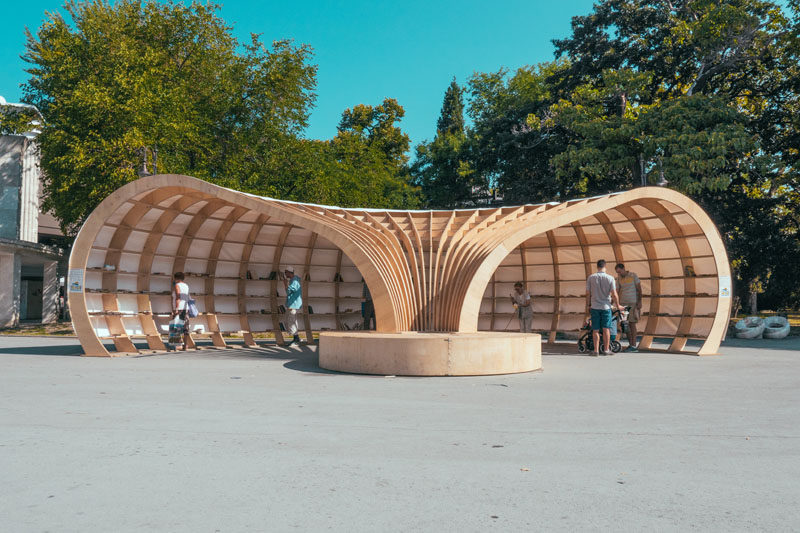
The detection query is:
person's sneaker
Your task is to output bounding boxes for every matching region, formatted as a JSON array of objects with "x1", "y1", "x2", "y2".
[
  {"x1": 601, "y1": 349, "x2": 614, "y2": 356},
  {"x1": 288, "y1": 337, "x2": 301, "y2": 347},
  {"x1": 624, "y1": 345, "x2": 638, "y2": 353},
  {"x1": 591, "y1": 352, "x2": 600, "y2": 357}
]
